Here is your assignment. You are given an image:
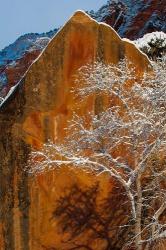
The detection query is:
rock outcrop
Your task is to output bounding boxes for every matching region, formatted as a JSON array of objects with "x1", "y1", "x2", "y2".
[{"x1": 0, "y1": 11, "x2": 149, "y2": 250}]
